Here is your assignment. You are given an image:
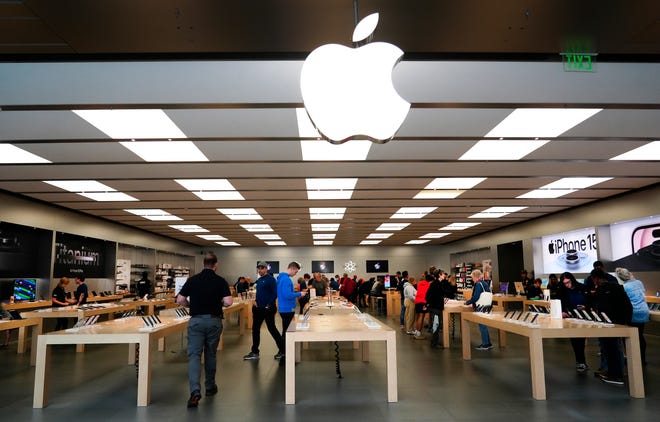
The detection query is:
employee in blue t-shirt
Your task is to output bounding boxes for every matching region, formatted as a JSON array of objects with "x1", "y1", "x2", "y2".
[
  {"x1": 74, "y1": 276, "x2": 88, "y2": 305},
  {"x1": 243, "y1": 261, "x2": 283, "y2": 361},
  {"x1": 276, "y1": 261, "x2": 305, "y2": 361}
]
